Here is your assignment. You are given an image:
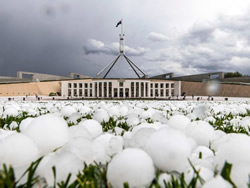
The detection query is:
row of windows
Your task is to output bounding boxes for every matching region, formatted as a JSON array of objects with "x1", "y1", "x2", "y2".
[
  {"x1": 68, "y1": 88, "x2": 175, "y2": 98},
  {"x1": 68, "y1": 82, "x2": 175, "y2": 89}
]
